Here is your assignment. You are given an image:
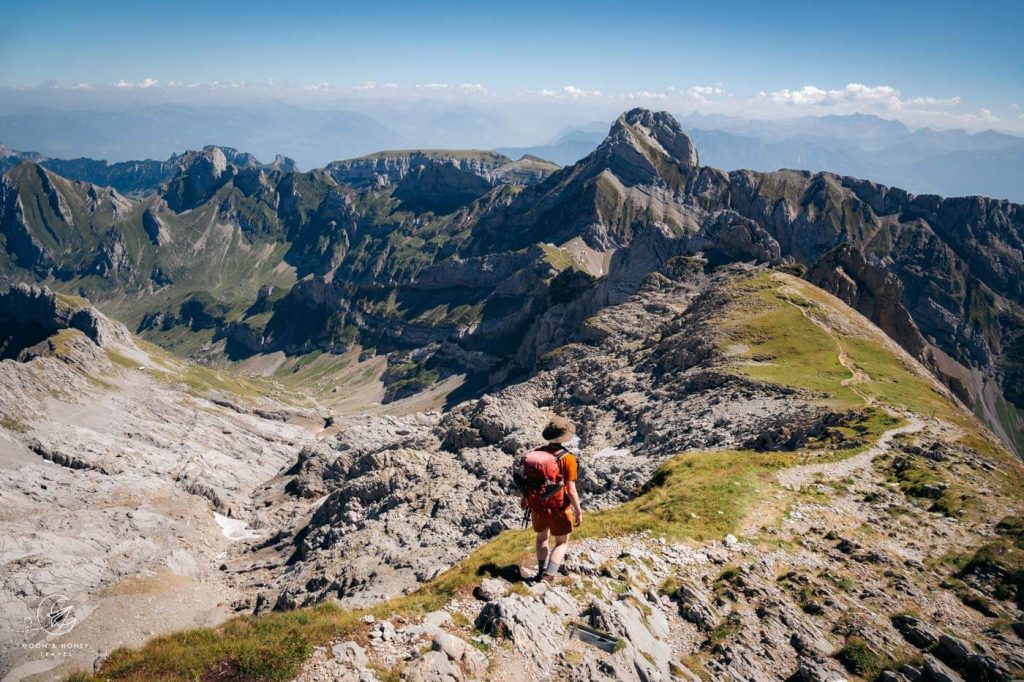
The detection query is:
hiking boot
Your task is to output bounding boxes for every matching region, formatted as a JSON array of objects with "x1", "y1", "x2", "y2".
[{"x1": 542, "y1": 572, "x2": 556, "y2": 584}]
